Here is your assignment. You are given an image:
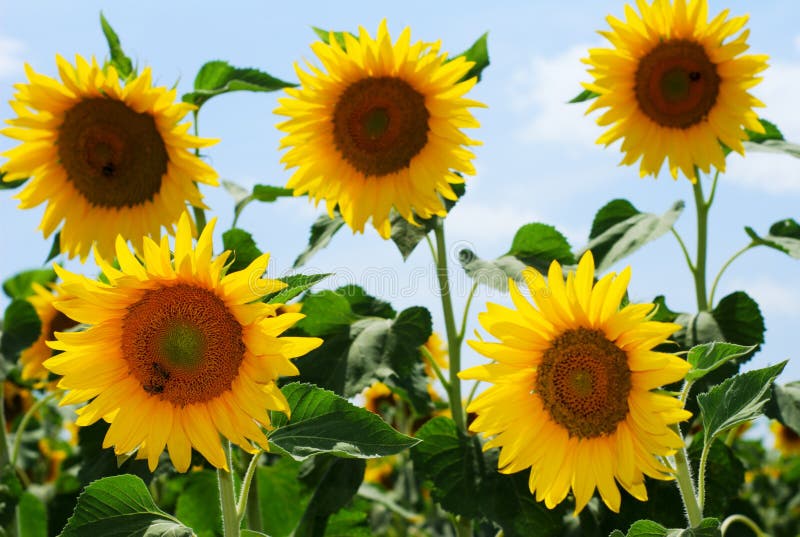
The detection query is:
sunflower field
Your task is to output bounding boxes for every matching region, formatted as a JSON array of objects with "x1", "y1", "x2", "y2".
[{"x1": 1, "y1": 1, "x2": 799, "y2": 536}]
